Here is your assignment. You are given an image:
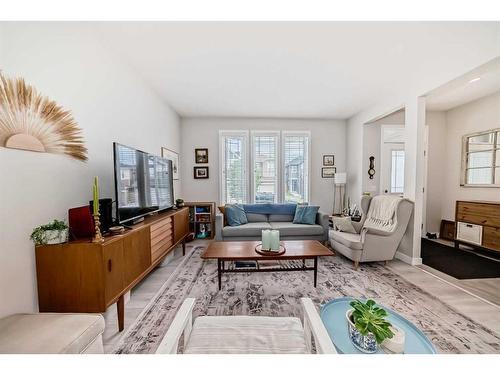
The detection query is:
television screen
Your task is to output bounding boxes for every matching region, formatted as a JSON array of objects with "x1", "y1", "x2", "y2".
[{"x1": 113, "y1": 143, "x2": 174, "y2": 224}]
